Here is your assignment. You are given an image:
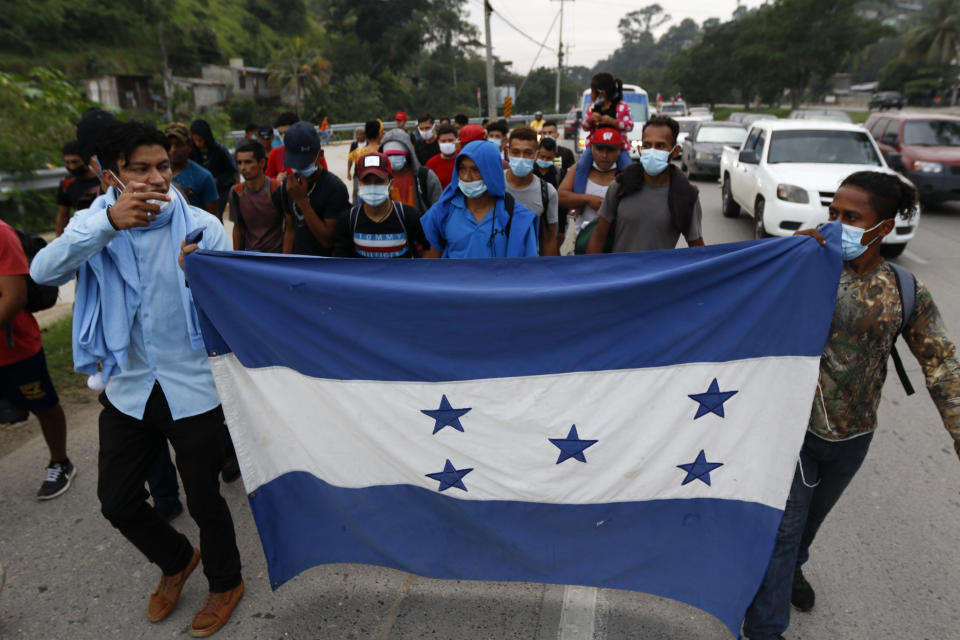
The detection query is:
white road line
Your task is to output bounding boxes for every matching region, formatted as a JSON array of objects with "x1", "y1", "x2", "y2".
[
  {"x1": 901, "y1": 249, "x2": 929, "y2": 265},
  {"x1": 558, "y1": 585, "x2": 598, "y2": 639}
]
